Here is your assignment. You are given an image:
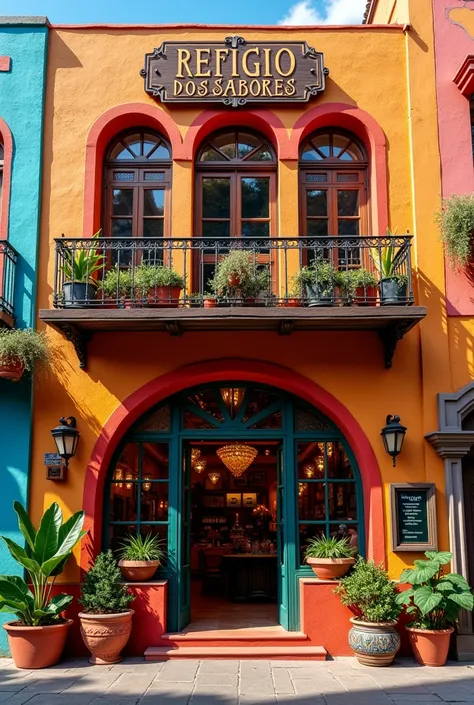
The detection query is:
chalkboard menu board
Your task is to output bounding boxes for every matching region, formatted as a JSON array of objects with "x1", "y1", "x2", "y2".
[{"x1": 390, "y1": 483, "x2": 437, "y2": 552}]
